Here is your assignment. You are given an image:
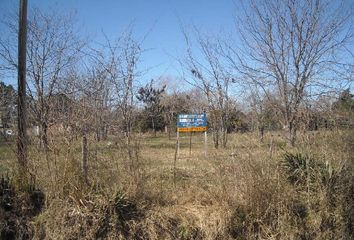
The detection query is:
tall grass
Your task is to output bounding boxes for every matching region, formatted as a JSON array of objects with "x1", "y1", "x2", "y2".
[{"x1": 0, "y1": 130, "x2": 352, "y2": 239}]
